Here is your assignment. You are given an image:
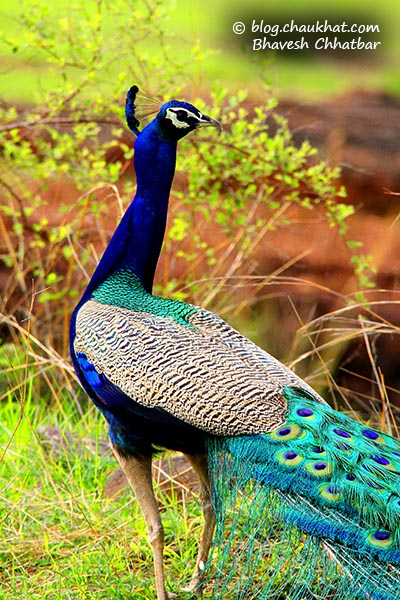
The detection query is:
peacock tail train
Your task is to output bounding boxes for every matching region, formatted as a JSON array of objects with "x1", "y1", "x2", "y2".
[{"x1": 205, "y1": 386, "x2": 400, "y2": 600}]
